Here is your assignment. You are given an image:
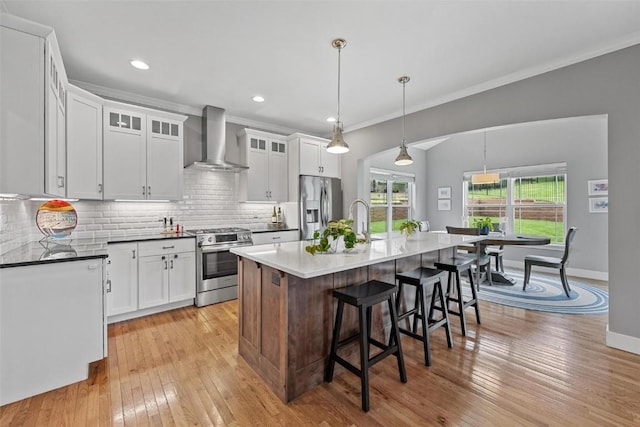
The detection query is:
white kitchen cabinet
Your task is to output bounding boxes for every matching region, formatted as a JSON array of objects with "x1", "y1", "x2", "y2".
[
  {"x1": 138, "y1": 239, "x2": 195, "y2": 310},
  {"x1": 138, "y1": 253, "x2": 170, "y2": 309},
  {"x1": 45, "y1": 34, "x2": 68, "y2": 197},
  {"x1": 103, "y1": 104, "x2": 147, "y2": 199},
  {"x1": 168, "y1": 250, "x2": 196, "y2": 301},
  {"x1": 0, "y1": 259, "x2": 105, "y2": 406},
  {"x1": 238, "y1": 129, "x2": 288, "y2": 202},
  {"x1": 66, "y1": 84, "x2": 104, "y2": 199},
  {"x1": 251, "y1": 229, "x2": 299, "y2": 245},
  {"x1": 0, "y1": 14, "x2": 68, "y2": 197},
  {"x1": 106, "y1": 242, "x2": 138, "y2": 316},
  {"x1": 296, "y1": 135, "x2": 341, "y2": 178},
  {"x1": 147, "y1": 115, "x2": 184, "y2": 200},
  {"x1": 103, "y1": 101, "x2": 186, "y2": 200}
]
